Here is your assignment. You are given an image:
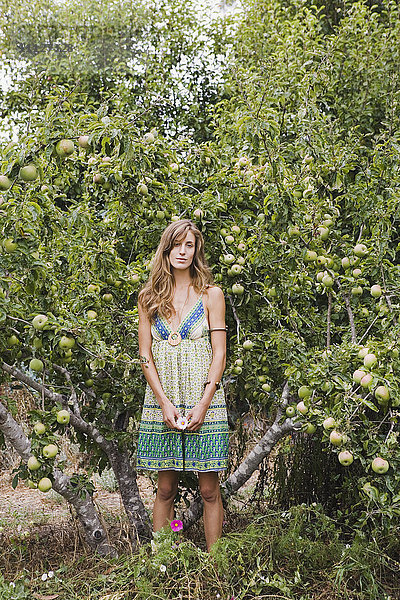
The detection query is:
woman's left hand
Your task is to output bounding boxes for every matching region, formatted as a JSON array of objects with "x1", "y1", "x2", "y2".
[{"x1": 186, "y1": 403, "x2": 208, "y2": 432}]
